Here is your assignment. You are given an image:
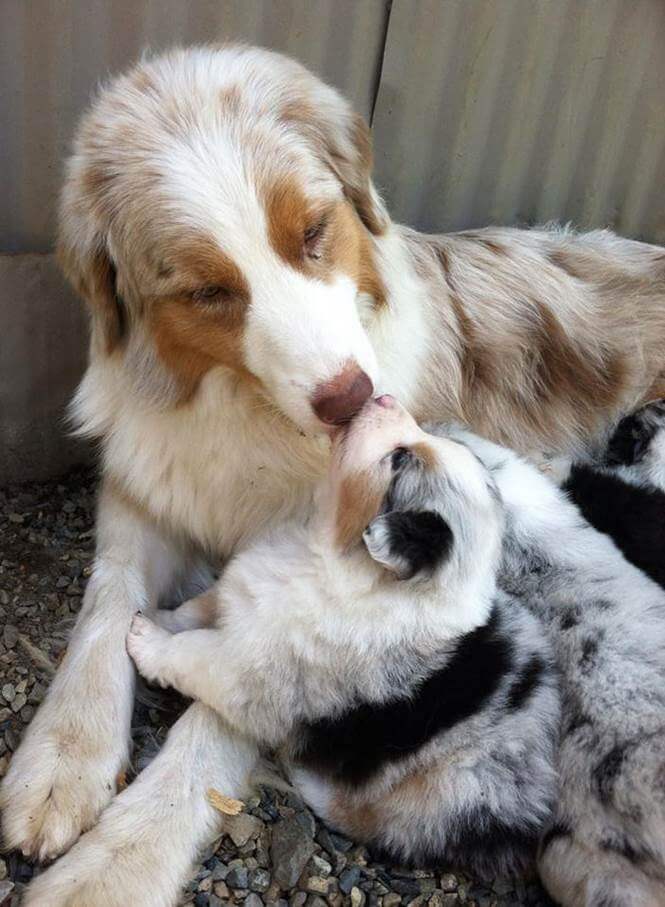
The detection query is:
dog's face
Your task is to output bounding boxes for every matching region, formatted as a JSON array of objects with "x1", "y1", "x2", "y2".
[
  {"x1": 327, "y1": 396, "x2": 502, "y2": 580},
  {"x1": 58, "y1": 46, "x2": 390, "y2": 433}
]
